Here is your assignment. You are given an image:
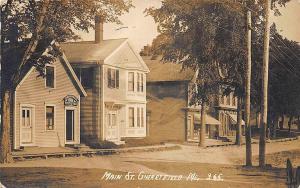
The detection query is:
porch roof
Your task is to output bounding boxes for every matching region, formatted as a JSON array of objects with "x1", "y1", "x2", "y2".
[{"x1": 194, "y1": 114, "x2": 221, "y2": 125}]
